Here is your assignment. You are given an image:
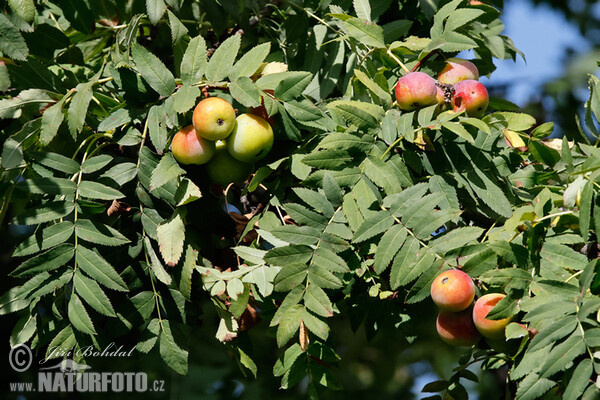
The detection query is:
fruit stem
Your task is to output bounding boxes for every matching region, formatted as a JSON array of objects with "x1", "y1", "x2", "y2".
[
  {"x1": 386, "y1": 48, "x2": 410, "y2": 74},
  {"x1": 533, "y1": 210, "x2": 573, "y2": 223}
]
